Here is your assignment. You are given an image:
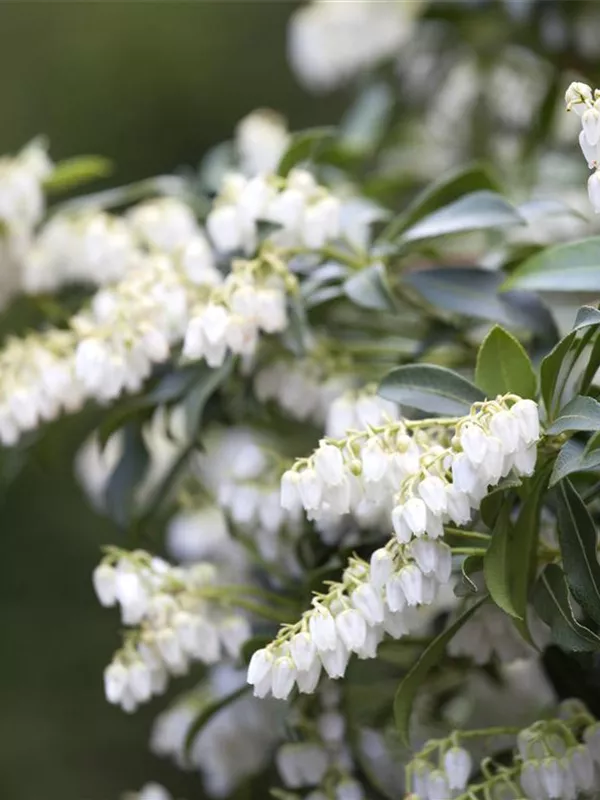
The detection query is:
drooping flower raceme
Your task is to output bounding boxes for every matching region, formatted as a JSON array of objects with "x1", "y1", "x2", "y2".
[
  {"x1": 94, "y1": 550, "x2": 250, "y2": 713},
  {"x1": 281, "y1": 395, "x2": 540, "y2": 539},
  {"x1": 565, "y1": 80, "x2": 600, "y2": 212},
  {"x1": 206, "y1": 168, "x2": 341, "y2": 255},
  {"x1": 151, "y1": 665, "x2": 281, "y2": 798},
  {"x1": 405, "y1": 699, "x2": 600, "y2": 800}
]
